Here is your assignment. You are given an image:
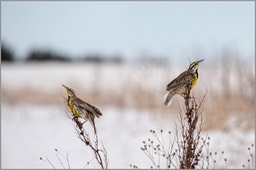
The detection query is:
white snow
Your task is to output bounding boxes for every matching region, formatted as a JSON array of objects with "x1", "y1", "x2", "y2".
[
  {"x1": 2, "y1": 62, "x2": 247, "y2": 95},
  {"x1": 1, "y1": 63, "x2": 254, "y2": 168},
  {"x1": 1, "y1": 103, "x2": 254, "y2": 169}
]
